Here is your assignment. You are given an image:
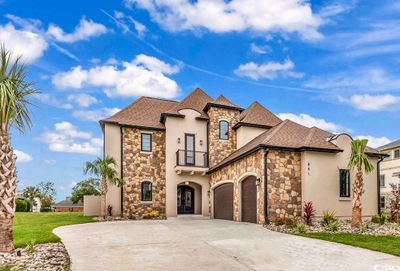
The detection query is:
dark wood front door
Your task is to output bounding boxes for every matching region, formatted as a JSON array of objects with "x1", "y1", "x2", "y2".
[
  {"x1": 177, "y1": 185, "x2": 194, "y2": 214},
  {"x1": 214, "y1": 183, "x2": 233, "y2": 220},
  {"x1": 241, "y1": 176, "x2": 257, "y2": 223}
]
